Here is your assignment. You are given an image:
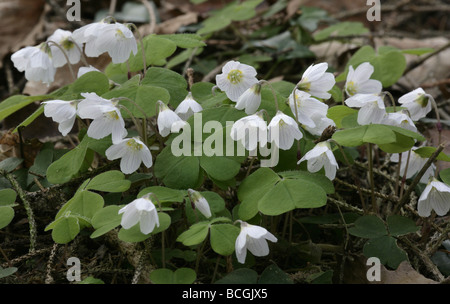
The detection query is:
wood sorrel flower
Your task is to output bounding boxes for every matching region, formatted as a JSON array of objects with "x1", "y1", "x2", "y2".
[
  {"x1": 175, "y1": 92, "x2": 203, "y2": 121},
  {"x1": 268, "y1": 111, "x2": 303, "y2": 150},
  {"x1": 42, "y1": 100, "x2": 78, "y2": 136},
  {"x1": 235, "y1": 220, "x2": 277, "y2": 264},
  {"x1": 157, "y1": 100, "x2": 185, "y2": 137},
  {"x1": 380, "y1": 110, "x2": 417, "y2": 133},
  {"x1": 398, "y1": 88, "x2": 432, "y2": 121},
  {"x1": 417, "y1": 178, "x2": 450, "y2": 217},
  {"x1": 11, "y1": 43, "x2": 56, "y2": 85},
  {"x1": 235, "y1": 82, "x2": 262, "y2": 115},
  {"x1": 344, "y1": 93, "x2": 386, "y2": 125},
  {"x1": 215, "y1": 60, "x2": 258, "y2": 102},
  {"x1": 105, "y1": 137, "x2": 153, "y2": 174},
  {"x1": 187, "y1": 189, "x2": 212, "y2": 218},
  {"x1": 47, "y1": 29, "x2": 81, "y2": 68},
  {"x1": 344, "y1": 62, "x2": 382, "y2": 96},
  {"x1": 288, "y1": 89, "x2": 329, "y2": 128},
  {"x1": 118, "y1": 193, "x2": 159, "y2": 234},
  {"x1": 298, "y1": 140, "x2": 339, "y2": 180},
  {"x1": 390, "y1": 147, "x2": 435, "y2": 184},
  {"x1": 73, "y1": 19, "x2": 137, "y2": 63},
  {"x1": 77, "y1": 92, "x2": 127, "y2": 144},
  {"x1": 230, "y1": 110, "x2": 268, "y2": 152},
  {"x1": 297, "y1": 62, "x2": 335, "y2": 99}
]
